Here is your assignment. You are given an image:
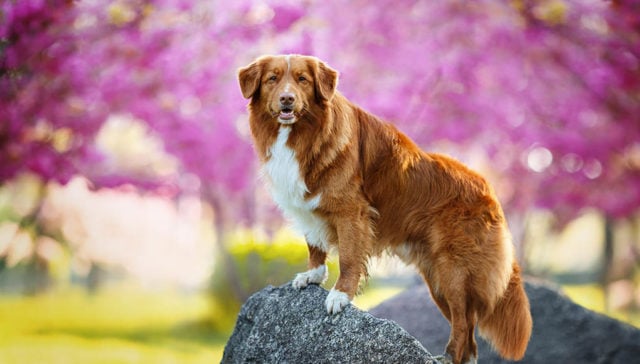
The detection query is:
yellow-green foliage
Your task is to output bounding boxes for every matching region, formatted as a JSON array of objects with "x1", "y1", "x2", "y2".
[
  {"x1": 563, "y1": 284, "x2": 640, "y2": 328},
  {"x1": 210, "y1": 229, "x2": 339, "y2": 330}
]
